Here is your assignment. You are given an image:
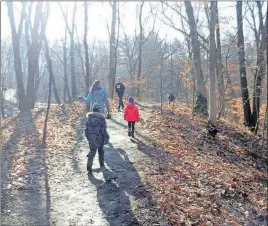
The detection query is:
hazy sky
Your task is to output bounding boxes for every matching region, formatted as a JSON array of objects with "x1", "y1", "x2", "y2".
[{"x1": 1, "y1": 1, "x2": 263, "y2": 44}]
